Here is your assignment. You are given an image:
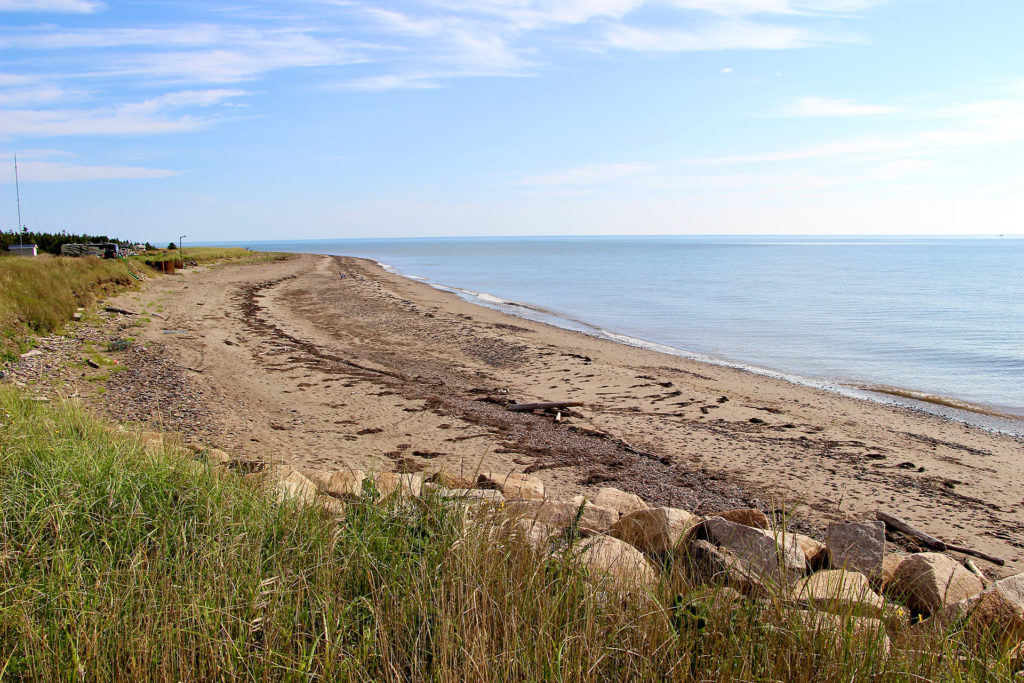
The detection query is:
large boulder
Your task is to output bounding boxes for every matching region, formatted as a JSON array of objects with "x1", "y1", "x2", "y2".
[
  {"x1": 716, "y1": 508, "x2": 770, "y2": 530},
  {"x1": 890, "y1": 552, "x2": 984, "y2": 616},
  {"x1": 430, "y1": 471, "x2": 477, "y2": 490},
  {"x1": 791, "y1": 570, "x2": 886, "y2": 615},
  {"x1": 964, "y1": 572, "x2": 1024, "y2": 643},
  {"x1": 702, "y1": 516, "x2": 807, "y2": 586},
  {"x1": 686, "y1": 539, "x2": 758, "y2": 594},
  {"x1": 611, "y1": 507, "x2": 700, "y2": 555},
  {"x1": 274, "y1": 468, "x2": 318, "y2": 505},
  {"x1": 434, "y1": 488, "x2": 505, "y2": 505},
  {"x1": 592, "y1": 487, "x2": 649, "y2": 517},
  {"x1": 579, "y1": 535, "x2": 657, "y2": 587},
  {"x1": 478, "y1": 472, "x2": 545, "y2": 500},
  {"x1": 373, "y1": 471, "x2": 423, "y2": 498},
  {"x1": 793, "y1": 611, "x2": 891, "y2": 655},
  {"x1": 794, "y1": 534, "x2": 829, "y2": 571},
  {"x1": 312, "y1": 469, "x2": 365, "y2": 499},
  {"x1": 826, "y1": 521, "x2": 886, "y2": 579},
  {"x1": 506, "y1": 499, "x2": 618, "y2": 533}
]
